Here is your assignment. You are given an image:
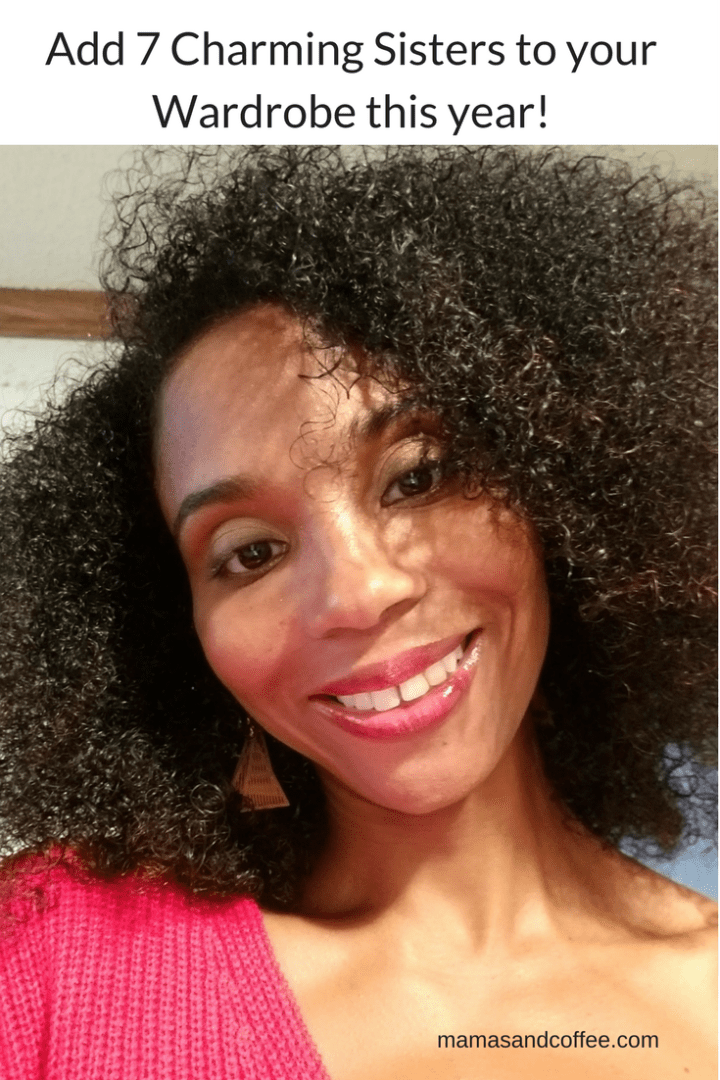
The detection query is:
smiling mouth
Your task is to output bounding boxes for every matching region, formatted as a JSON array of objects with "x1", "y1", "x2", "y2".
[
  {"x1": 331, "y1": 643, "x2": 465, "y2": 713},
  {"x1": 322, "y1": 631, "x2": 477, "y2": 715},
  {"x1": 314, "y1": 630, "x2": 482, "y2": 740}
]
